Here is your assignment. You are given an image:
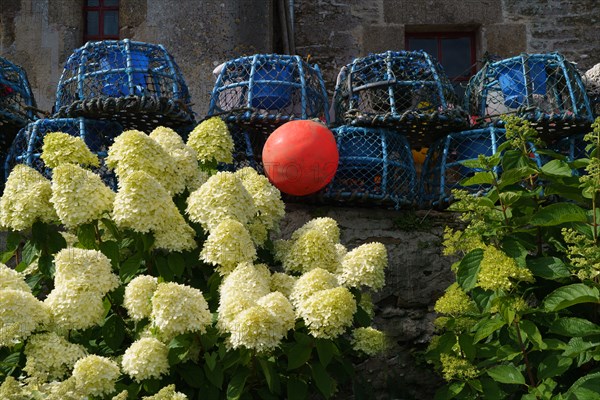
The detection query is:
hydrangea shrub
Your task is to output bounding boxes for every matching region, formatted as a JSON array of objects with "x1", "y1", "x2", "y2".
[{"x1": 0, "y1": 117, "x2": 389, "y2": 399}]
